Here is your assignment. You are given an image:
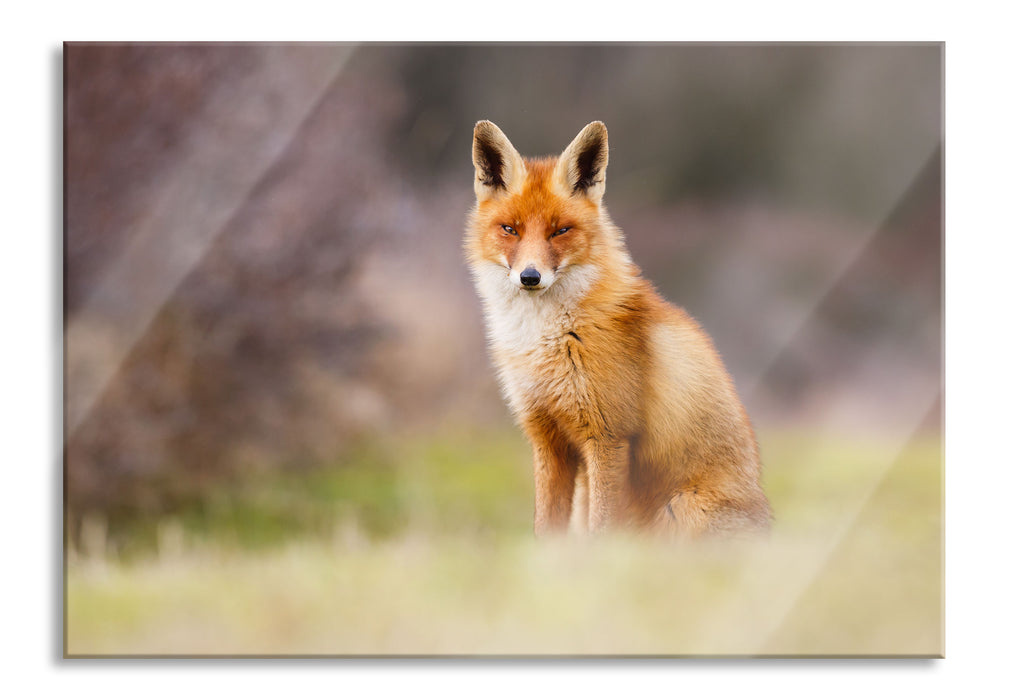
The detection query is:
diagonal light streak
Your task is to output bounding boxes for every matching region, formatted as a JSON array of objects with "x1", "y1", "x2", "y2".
[
  {"x1": 739, "y1": 144, "x2": 942, "y2": 400},
  {"x1": 753, "y1": 384, "x2": 942, "y2": 654},
  {"x1": 65, "y1": 44, "x2": 356, "y2": 440},
  {"x1": 694, "y1": 317, "x2": 941, "y2": 655},
  {"x1": 694, "y1": 147, "x2": 942, "y2": 654}
]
